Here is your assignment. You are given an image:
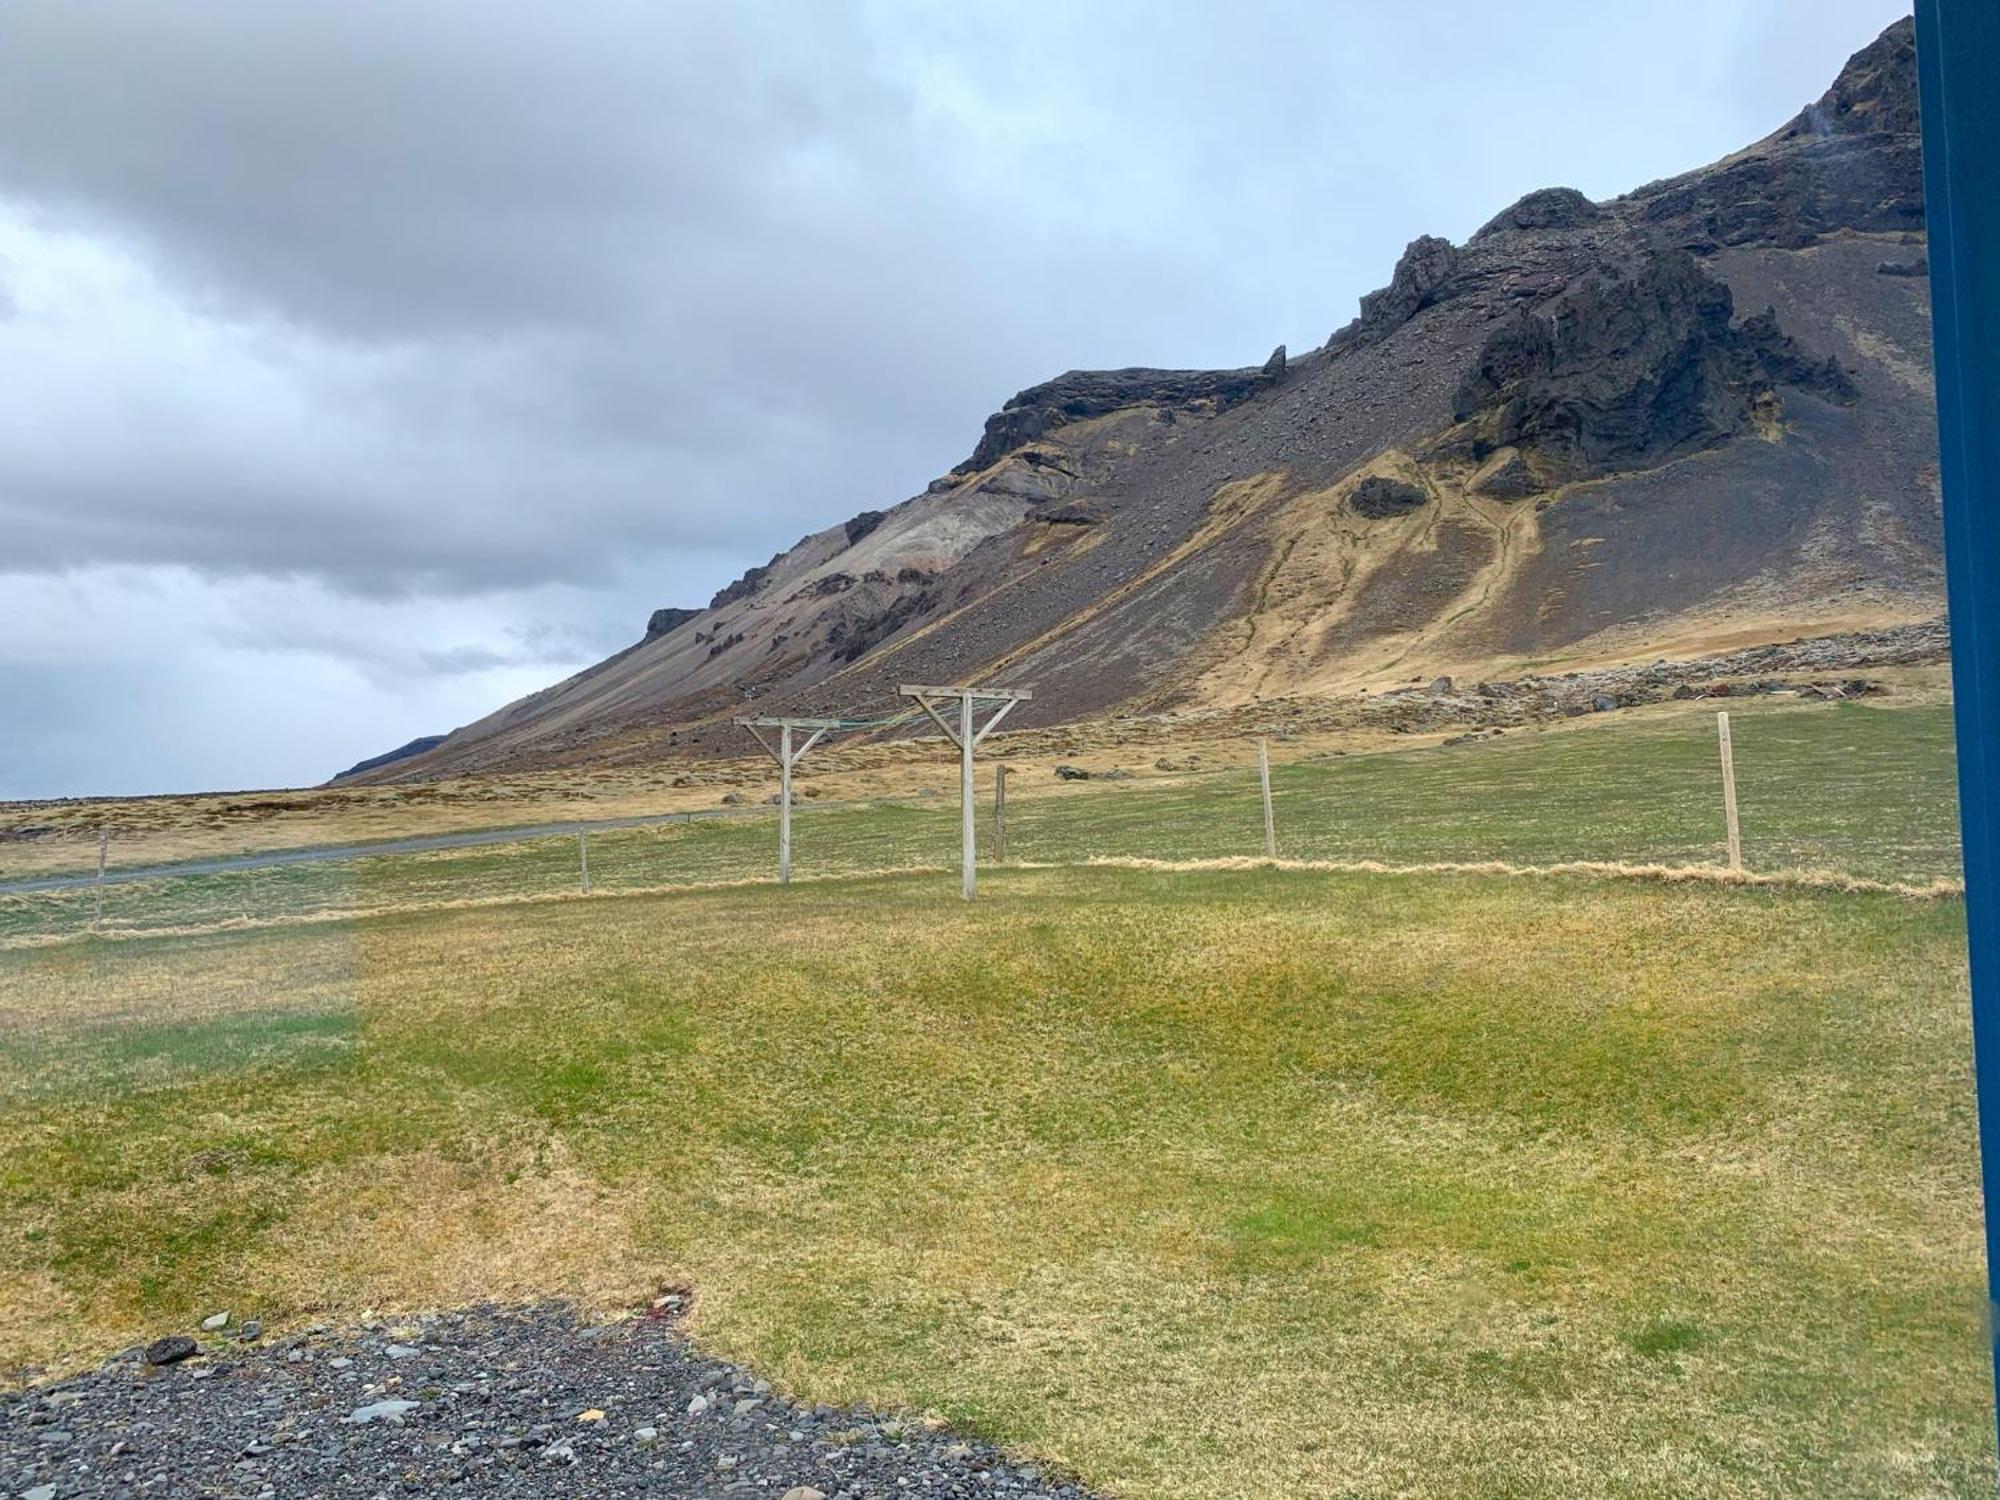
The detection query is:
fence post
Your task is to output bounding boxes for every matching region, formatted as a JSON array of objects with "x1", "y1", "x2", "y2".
[
  {"x1": 94, "y1": 827, "x2": 106, "y2": 930},
  {"x1": 1717, "y1": 711, "x2": 1743, "y2": 872},
  {"x1": 579, "y1": 829, "x2": 591, "y2": 894},
  {"x1": 994, "y1": 763, "x2": 1008, "y2": 864},
  {"x1": 1259, "y1": 738, "x2": 1277, "y2": 860}
]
